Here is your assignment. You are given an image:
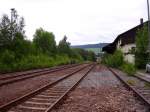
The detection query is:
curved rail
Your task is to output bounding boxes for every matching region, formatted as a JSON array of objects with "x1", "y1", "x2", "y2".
[{"x1": 0, "y1": 64, "x2": 94, "y2": 111}]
